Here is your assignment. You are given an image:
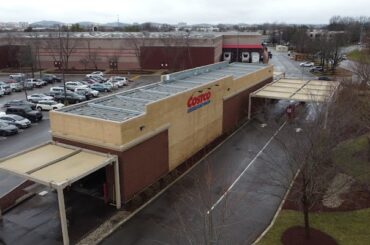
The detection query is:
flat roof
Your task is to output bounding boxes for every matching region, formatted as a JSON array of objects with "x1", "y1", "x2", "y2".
[
  {"x1": 251, "y1": 79, "x2": 339, "y2": 102},
  {"x1": 0, "y1": 31, "x2": 261, "y2": 40},
  {"x1": 0, "y1": 143, "x2": 116, "y2": 189},
  {"x1": 59, "y1": 62, "x2": 268, "y2": 122}
]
